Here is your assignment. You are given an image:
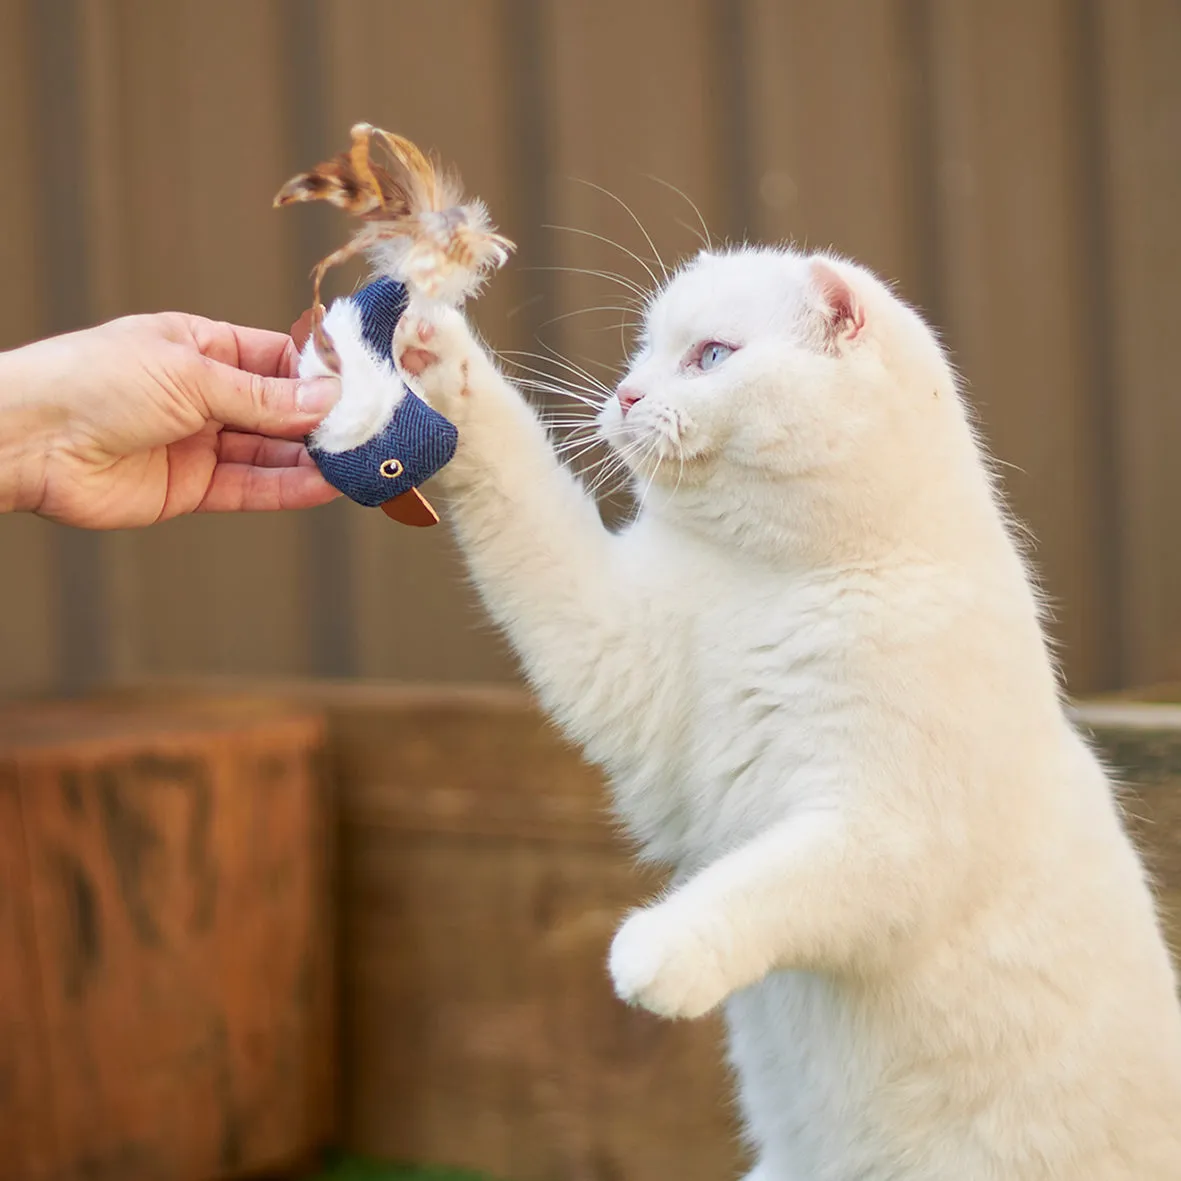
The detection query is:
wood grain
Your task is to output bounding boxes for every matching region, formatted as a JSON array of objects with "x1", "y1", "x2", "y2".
[
  {"x1": 1075, "y1": 696, "x2": 1181, "y2": 958},
  {"x1": 124, "y1": 679, "x2": 1181, "y2": 1181},
  {"x1": 0, "y1": 0, "x2": 57, "y2": 697},
  {"x1": 317, "y1": 0, "x2": 524, "y2": 685},
  {"x1": 0, "y1": 758, "x2": 56, "y2": 1179},
  {"x1": 111, "y1": 679, "x2": 744, "y2": 1181},
  {"x1": 745, "y1": 0, "x2": 930, "y2": 301},
  {"x1": 926, "y1": 0, "x2": 1118, "y2": 691},
  {"x1": 97, "y1": 0, "x2": 312, "y2": 683},
  {"x1": 1, "y1": 4, "x2": 1179, "y2": 696},
  {"x1": 1092, "y1": 0, "x2": 1181, "y2": 687},
  {"x1": 333, "y1": 688, "x2": 743, "y2": 1181},
  {"x1": 0, "y1": 696, "x2": 335, "y2": 1181}
]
